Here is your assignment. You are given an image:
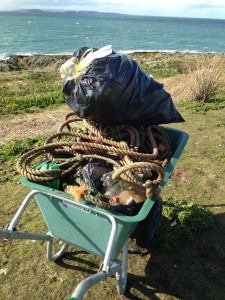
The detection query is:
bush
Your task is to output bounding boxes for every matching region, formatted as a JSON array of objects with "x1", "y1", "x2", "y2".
[
  {"x1": 156, "y1": 198, "x2": 215, "y2": 249},
  {"x1": 187, "y1": 57, "x2": 225, "y2": 102}
]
